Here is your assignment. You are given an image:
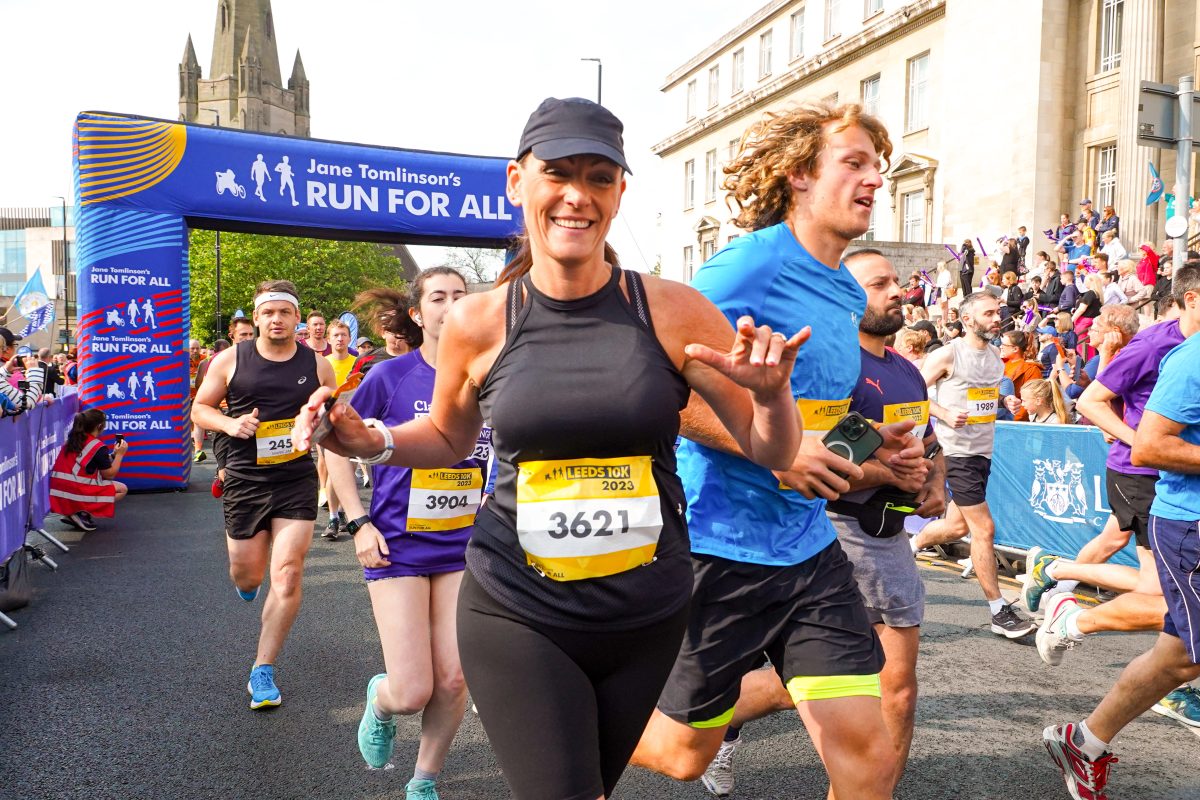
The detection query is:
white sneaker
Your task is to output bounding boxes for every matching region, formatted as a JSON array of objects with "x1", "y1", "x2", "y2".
[
  {"x1": 1036, "y1": 593, "x2": 1083, "y2": 666},
  {"x1": 701, "y1": 736, "x2": 739, "y2": 797}
]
